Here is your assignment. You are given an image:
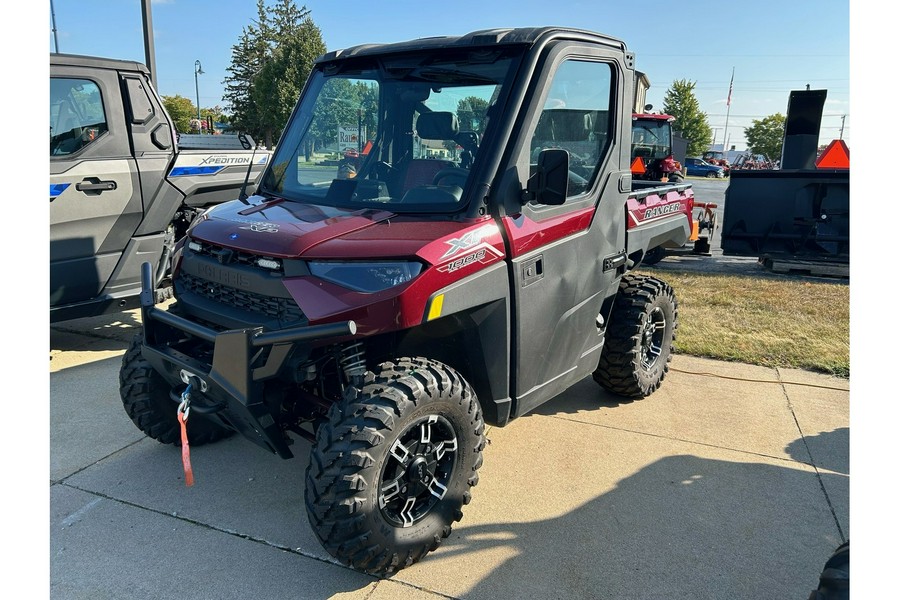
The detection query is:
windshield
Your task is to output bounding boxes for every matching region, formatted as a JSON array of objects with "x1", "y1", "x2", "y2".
[
  {"x1": 631, "y1": 118, "x2": 672, "y2": 161},
  {"x1": 261, "y1": 49, "x2": 519, "y2": 213}
]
